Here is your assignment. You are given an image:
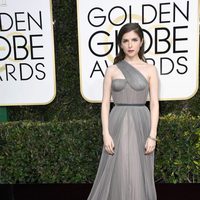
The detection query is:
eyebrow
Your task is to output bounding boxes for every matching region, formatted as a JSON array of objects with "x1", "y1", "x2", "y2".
[{"x1": 122, "y1": 37, "x2": 138, "y2": 41}]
